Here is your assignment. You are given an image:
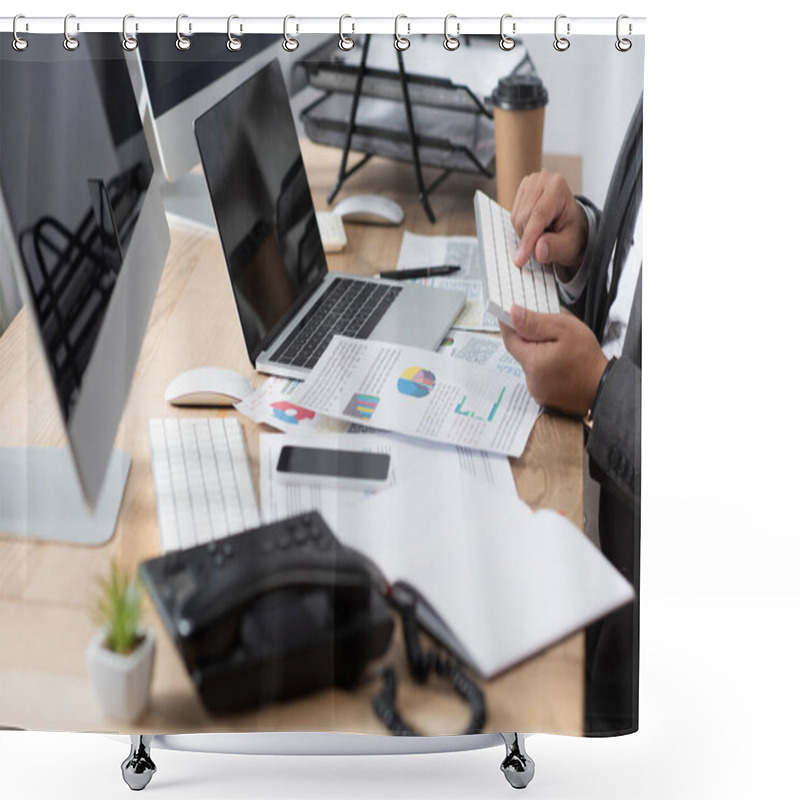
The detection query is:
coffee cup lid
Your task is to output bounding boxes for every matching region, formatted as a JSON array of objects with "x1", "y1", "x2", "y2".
[{"x1": 491, "y1": 74, "x2": 549, "y2": 111}]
